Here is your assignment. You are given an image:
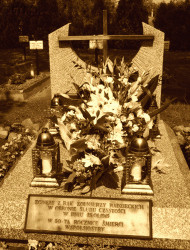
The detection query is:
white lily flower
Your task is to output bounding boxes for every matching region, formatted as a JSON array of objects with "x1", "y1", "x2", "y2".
[
  {"x1": 123, "y1": 78, "x2": 128, "y2": 85},
  {"x1": 70, "y1": 123, "x2": 77, "y2": 130},
  {"x1": 75, "y1": 108, "x2": 85, "y2": 120},
  {"x1": 60, "y1": 113, "x2": 66, "y2": 122},
  {"x1": 105, "y1": 76, "x2": 114, "y2": 84},
  {"x1": 143, "y1": 113, "x2": 151, "y2": 122},
  {"x1": 67, "y1": 110, "x2": 75, "y2": 117},
  {"x1": 132, "y1": 124, "x2": 139, "y2": 132},
  {"x1": 120, "y1": 115, "x2": 127, "y2": 122},
  {"x1": 131, "y1": 94, "x2": 138, "y2": 102},
  {"x1": 127, "y1": 113, "x2": 135, "y2": 120},
  {"x1": 136, "y1": 109, "x2": 144, "y2": 118},
  {"x1": 127, "y1": 121, "x2": 133, "y2": 127},
  {"x1": 82, "y1": 154, "x2": 101, "y2": 168},
  {"x1": 147, "y1": 119, "x2": 154, "y2": 129}
]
